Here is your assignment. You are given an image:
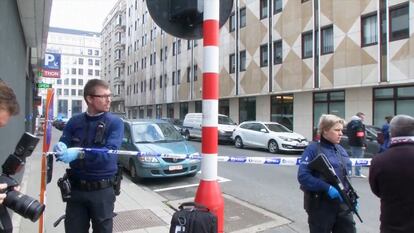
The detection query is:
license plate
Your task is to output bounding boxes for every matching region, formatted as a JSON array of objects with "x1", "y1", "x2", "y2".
[
  {"x1": 297, "y1": 143, "x2": 306, "y2": 147},
  {"x1": 169, "y1": 165, "x2": 183, "y2": 171}
]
